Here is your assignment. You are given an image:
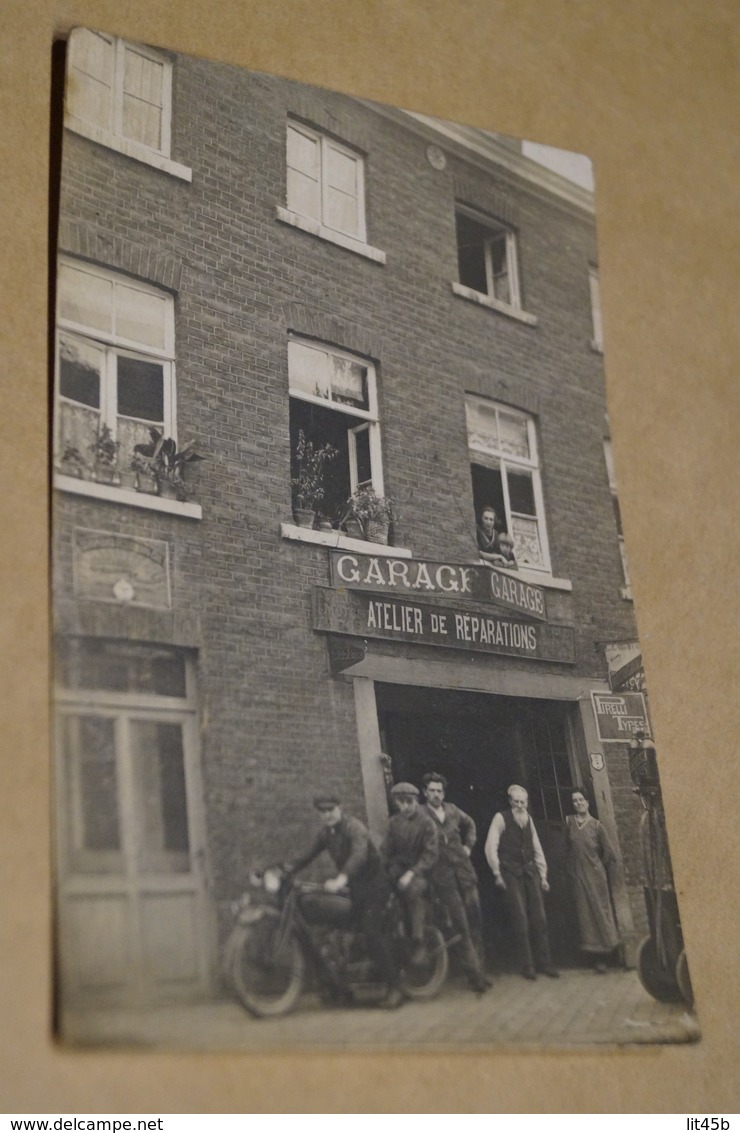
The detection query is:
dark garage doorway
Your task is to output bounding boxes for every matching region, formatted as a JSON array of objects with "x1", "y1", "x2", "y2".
[{"x1": 376, "y1": 683, "x2": 585, "y2": 969}]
